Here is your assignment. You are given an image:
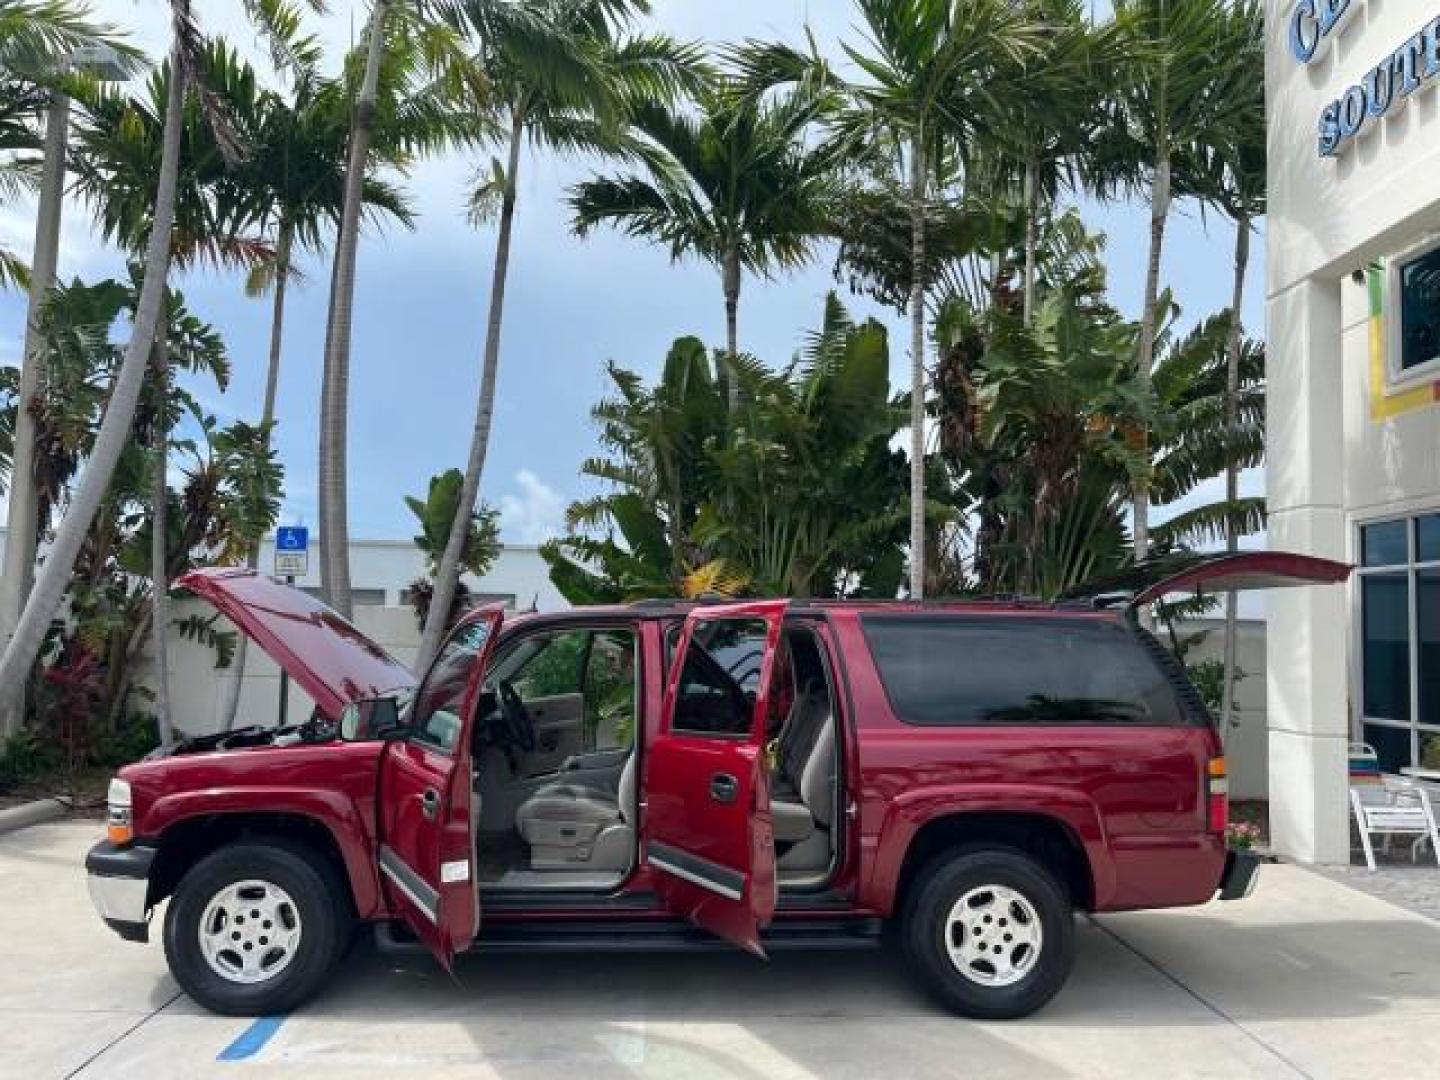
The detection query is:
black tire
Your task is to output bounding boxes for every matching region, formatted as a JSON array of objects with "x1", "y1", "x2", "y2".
[
  {"x1": 163, "y1": 841, "x2": 347, "y2": 1016},
  {"x1": 902, "y1": 847, "x2": 1075, "y2": 1020}
]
